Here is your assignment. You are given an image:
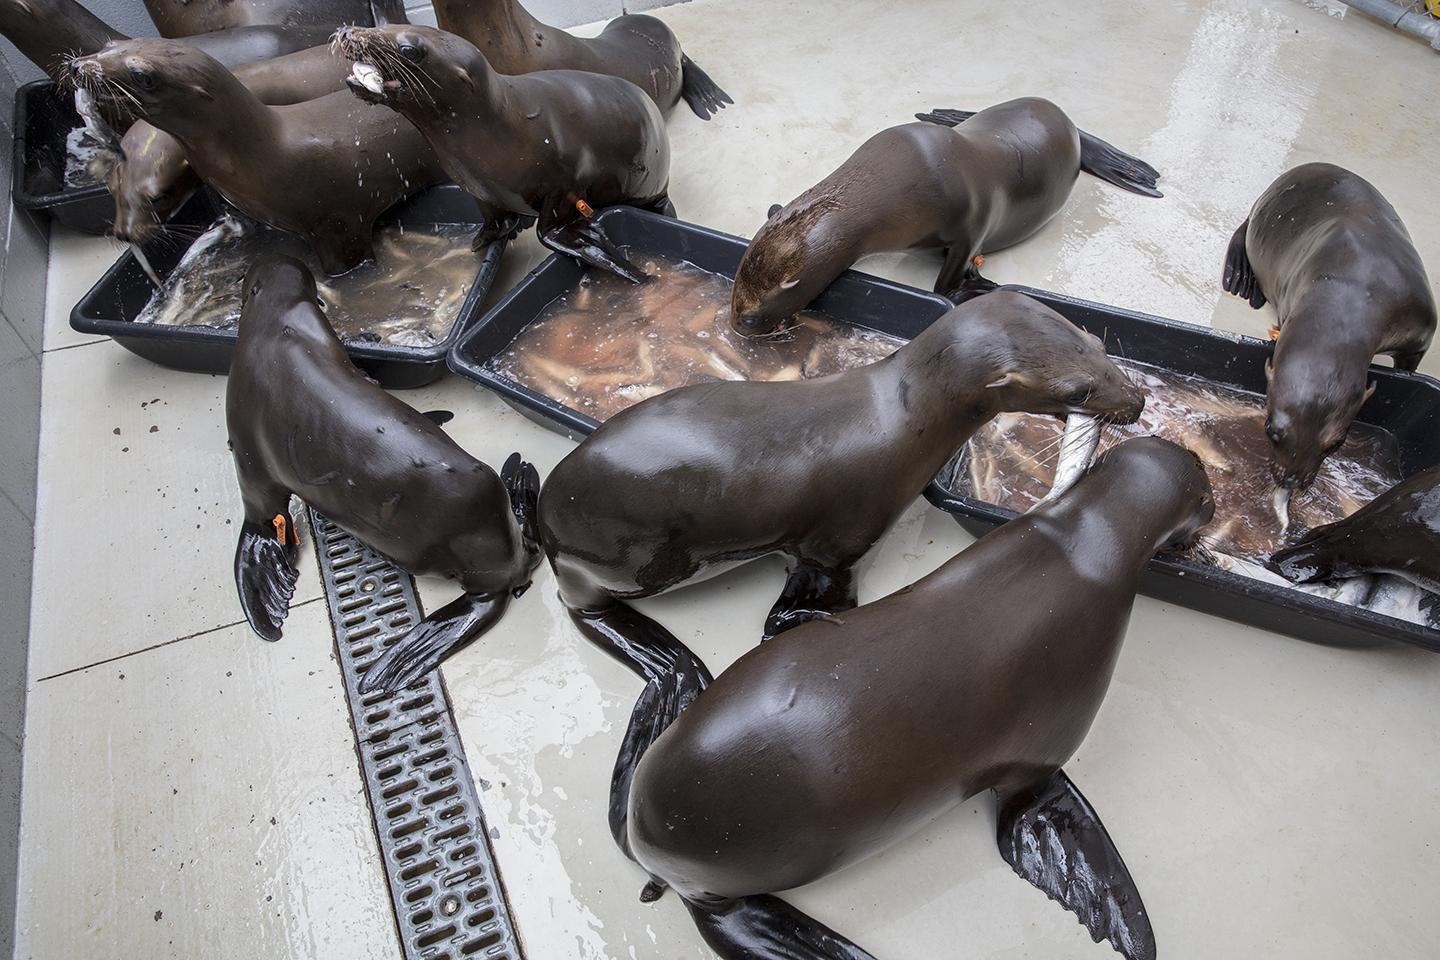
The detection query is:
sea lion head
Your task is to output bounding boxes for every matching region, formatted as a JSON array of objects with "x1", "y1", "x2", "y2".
[
  {"x1": 1086, "y1": 437, "x2": 1216, "y2": 549},
  {"x1": 1263, "y1": 350, "x2": 1375, "y2": 490},
  {"x1": 104, "y1": 126, "x2": 191, "y2": 244},
  {"x1": 64, "y1": 39, "x2": 220, "y2": 126},
  {"x1": 335, "y1": 23, "x2": 484, "y2": 117},
  {"x1": 730, "y1": 198, "x2": 846, "y2": 337},
  {"x1": 242, "y1": 254, "x2": 321, "y2": 317},
  {"x1": 967, "y1": 291, "x2": 1146, "y2": 424}
]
